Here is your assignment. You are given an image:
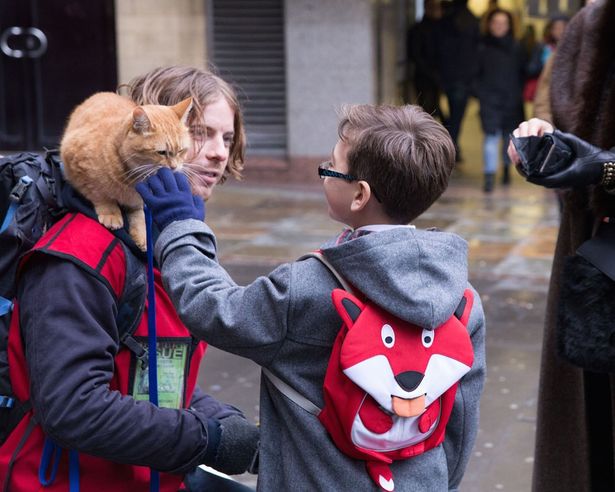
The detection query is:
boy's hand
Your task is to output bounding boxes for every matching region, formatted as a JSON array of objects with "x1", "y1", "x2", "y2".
[{"x1": 136, "y1": 167, "x2": 204, "y2": 231}]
